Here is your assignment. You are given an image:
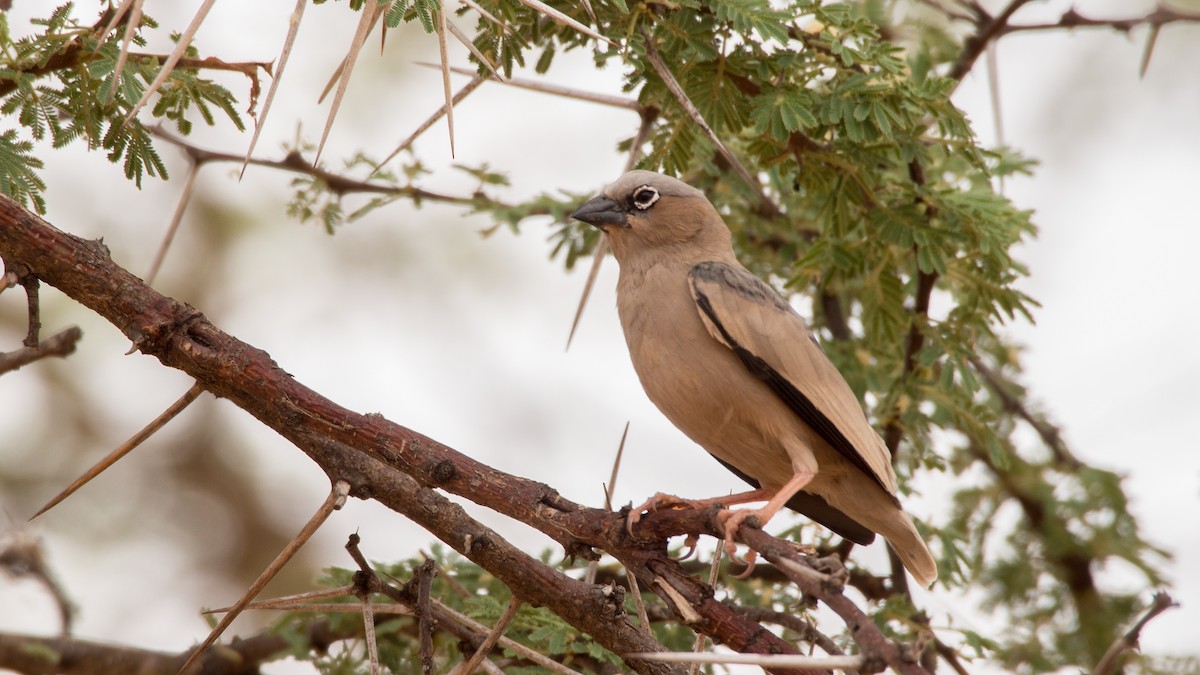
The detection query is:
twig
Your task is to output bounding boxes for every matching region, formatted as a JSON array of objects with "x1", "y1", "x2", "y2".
[
  {"x1": 416, "y1": 558, "x2": 438, "y2": 675},
  {"x1": 565, "y1": 109, "x2": 654, "y2": 351},
  {"x1": 146, "y1": 160, "x2": 199, "y2": 286},
  {"x1": 511, "y1": 0, "x2": 617, "y2": 47},
  {"x1": 586, "y1": 421, "x2": 630, "y2": 584},
  {"x1": 434, "y1": 600, "x2": 586, "y2": 675},
  {"x1": 0, "y1": 326, "x2": 82, "y2": 377},
  {"x1": 728, "y1": 603, "x2": 845, "y2": 657},
  {"x1": 445, "y1": 21, "x2": 506, "y2": 81},
  {"x1": 687, "y1": 540, "x2": 724, "y2": 675},
  {"x1": 0, "y1": 531, "x2": 75, "y2": 635},
  {"x1": 208, "y1": 585, "x2": 357, "y2": 610},
  {"x1": 458, "y1": 0, "x2": 518, "y2": 38},
  {"x1": 374, "y1": 75, "x2": 486, "y2": 171},
  {"x1": 934, "y1": 639, "x2": 972, "y2": 675},
  {"x1": 151, "y1": 127, "x2": 497, "y2": 209},
  {"x1": 315, "y1": 0, "x2": 387, "y2": 164},
  {"x1": 241, "y1": 0, "x2": 308, "y2": 179},
  {"x1": 736, "y1": 524, "x2": 930, "y2": 675},
  {"x1": 424, "y1": 64, "x2": 643, "y2": 111},
  {"x1": 627, "y1": 652, "x2": 865, "y2": 669},
  {"x1": 638, "y1": 27, "x2": 775, "y2": 216},
  {"x1": 1091, "y1": 592, "x2": 1177, "y2": 675},
  {"x1": 947, "y1": 0, "x2": 1036, "y2": 83},
  {"x1": 31, "y1": 382, "x2": 204, "y2": 518},
  {"x1": 360, "y1": 588, "x2": 381, "y2": 675},
  {"x1": 19, "y1": 273, "x2": 39, "y2": 347},
  {"x1": 105, "y1": 0, "x2": 144, "y2": 105},
  {"x1": 435, "y1": 8, "x2": 456, "y2": 159},
  {"x1": 968, "y1": 355, "x2": 1080, "y2": 469},
  {"x1": 124, "y1": 0, "x2": 217, "y2": 124},
  {"x1": 457, "y1": 595, "x2": 522, "y2": 675},
  {"x1": 997, "y1": 6, "x2": 1200, "y2": 36},
  {"x1": 95, "y1": 0, "x2": 137, "y2": 45},
  {"x1": 178, "y1": 480, "x2": 351, "y2": 674}
]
